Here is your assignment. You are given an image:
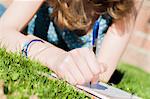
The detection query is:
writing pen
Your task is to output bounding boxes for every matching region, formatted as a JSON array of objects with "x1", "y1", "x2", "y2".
[
  {"x1": 89, "y1": 19, "x2": 100, "y2": 88},
  {"x1": 92, "y1": 20, "x2": 100, "y2": 53}
]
